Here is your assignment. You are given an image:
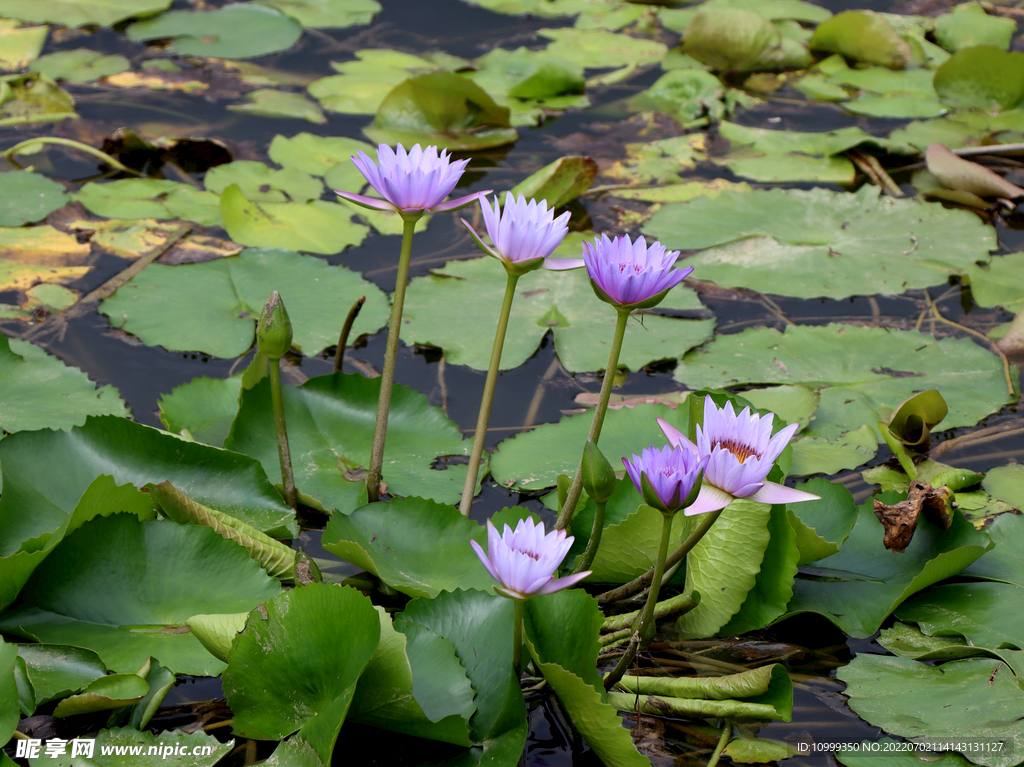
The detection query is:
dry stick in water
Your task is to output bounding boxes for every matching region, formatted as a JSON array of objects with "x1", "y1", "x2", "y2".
[{"x1": 333, "y1": 295, "x2": 366, "y2": 373}]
